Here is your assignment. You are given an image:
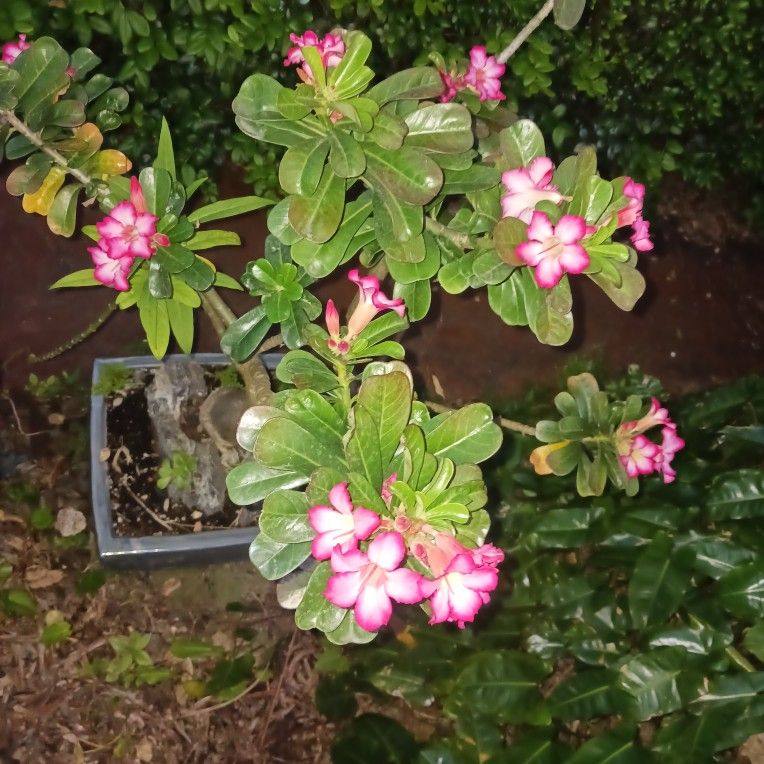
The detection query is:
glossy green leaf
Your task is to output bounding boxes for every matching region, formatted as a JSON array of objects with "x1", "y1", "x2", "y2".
[
  {"x1": 500, "y1": 119, "x2": 545, "y2": 169},
  {"x1": 50, "y1": 269, "x2": 100, "y2": 288},
  {"x1": 554, "y1": 0, "x2": 587, "y2": 30},
  {"x1": 366, "y1": 67, "x2": 443, "y2": 104},
  {"x1": 364, "y1": 142, "x2": 443, "y2": 206},
  {"x1": 276, "y1": 350, "x2": 339, "y2": 393},
  {"x1": 550, "y1": 670, "x2": 633, "y2": 721},
  {"x1": 220, "y1": 306, "x2": 271, "y2": 362},
  {"x1": 566, "y1": 727, "x2": 646, "y2": 764},
  {"x1": 288, "y1": 168, "x2": 345, "y2": 244},
  {"x1": 330, "y1": 130, "x2": 366, "y2": 178},
  {"x1": 226, "y1": 460, "x2": 306, "y2": 506},
  {"x1": 295, "y1": 562, "x2": 346, "y2": 633},
  {"x1": 185, "y1": 230, "x2": 240, "y2": 250},
  {"x1": 403, "y1": 103, "x2": 473, "y2": 154},
  {"x1": 279, "y1": 140, "x2": 329, "y2": 196},
  {"x1": 393, "y1": 279, "x2": 431, "y2": 322},
  {"x1": 154, "y1": 116, "x2": 176, "y2": 179},
  {"x1": 259, "y1": 490, "x2": 313, "y2": 544},
  {"x1": 187, "y1": 195, "x2": 273, "y2": 225},
  {"x1": 248, "y1": 532, "x2": 311, "y2": 581},
  {"x1": 138, "y1": 296, "x2": 170, "y2": 359},
  {"x1": 707, "y1": 469, "x2": 764, "y2": 520},
  {"x1": 425, "y1": 403, "x2": 503, "y2": 464},
  {"x1": 717, "y1": 560, "x2": 764, "y2": 618},
  {"x1": 255, "y1": 416, "x2": 344, "y2": 476}
]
